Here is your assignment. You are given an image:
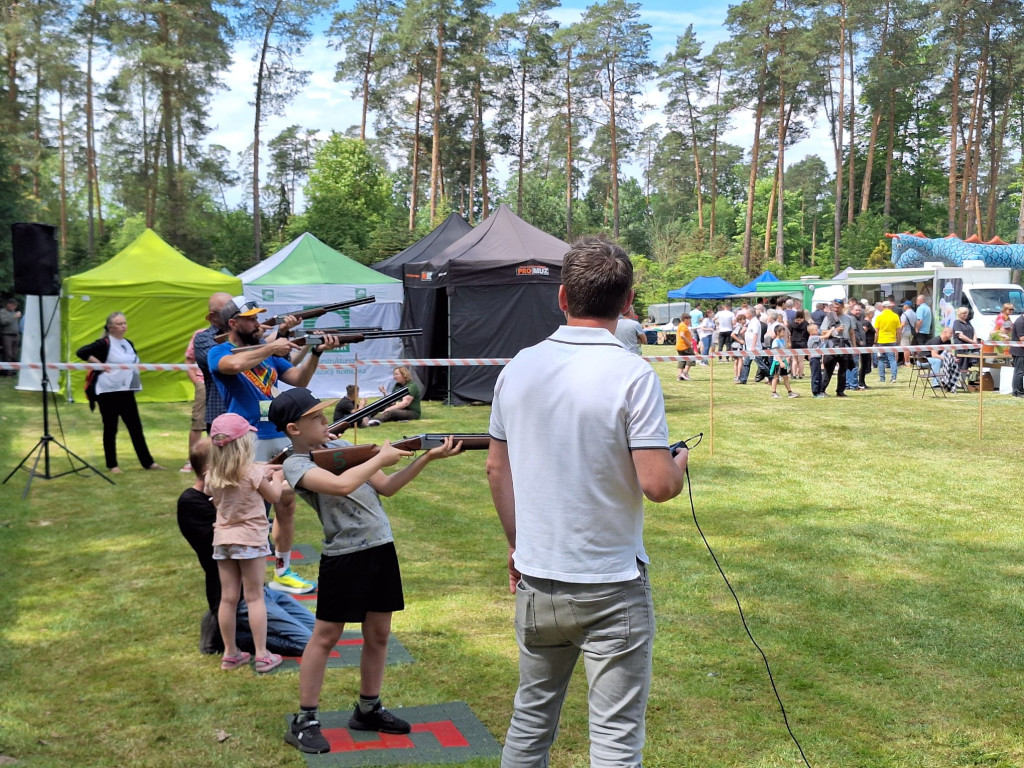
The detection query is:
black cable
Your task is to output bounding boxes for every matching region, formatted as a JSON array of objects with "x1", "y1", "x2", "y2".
[{"x1": 680, "y1": 432, "x2": 812, "y2": 768}]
